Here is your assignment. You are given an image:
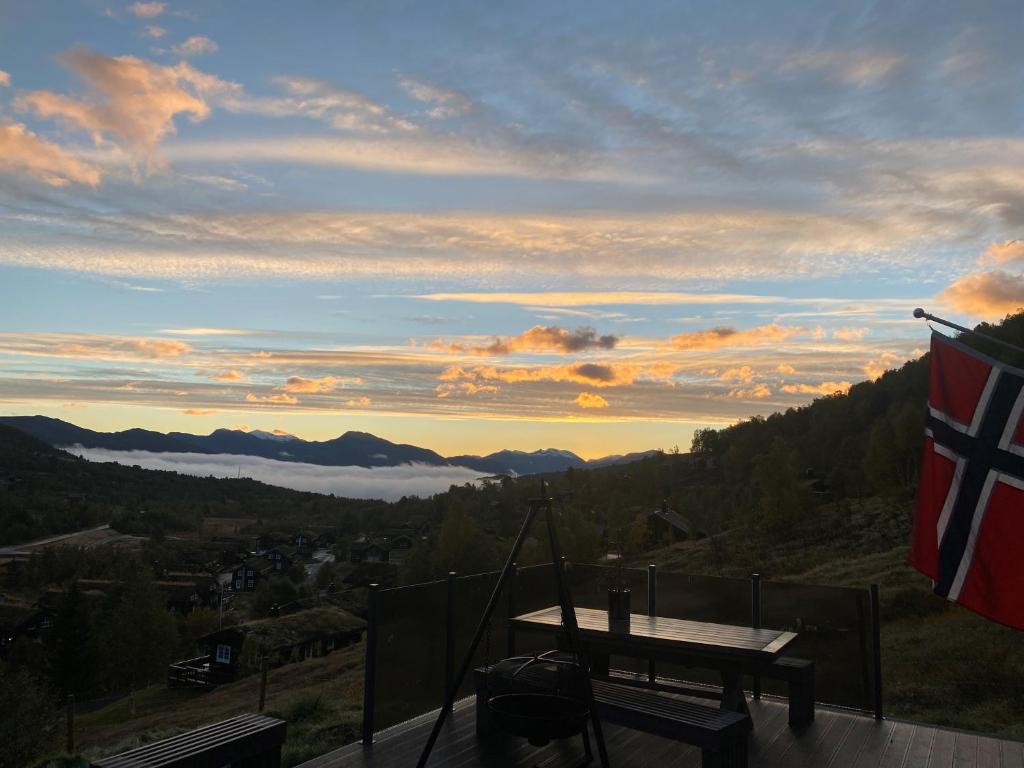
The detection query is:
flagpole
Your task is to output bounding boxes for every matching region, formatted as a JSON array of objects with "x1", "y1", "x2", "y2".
[{"x1": 913, "y1": 308, "x2": 1024, "y2": 357}]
